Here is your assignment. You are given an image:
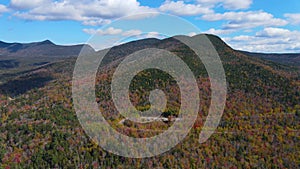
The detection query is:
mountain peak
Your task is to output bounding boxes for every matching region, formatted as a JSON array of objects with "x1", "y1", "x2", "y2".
[{"x1": 39, "y1": 40, "x2": 55, "y2": 45}]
